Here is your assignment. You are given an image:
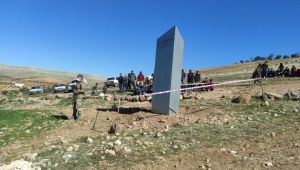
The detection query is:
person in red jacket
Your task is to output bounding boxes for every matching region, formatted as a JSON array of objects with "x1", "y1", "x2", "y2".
[{"x1": 137, "y1": 71, "x2": 145, "y2": 82}]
